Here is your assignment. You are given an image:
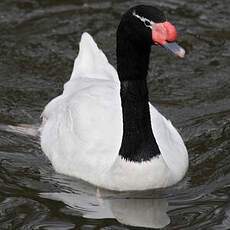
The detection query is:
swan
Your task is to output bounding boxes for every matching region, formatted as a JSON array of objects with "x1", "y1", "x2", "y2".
[{"x1": 40, "y1": 5, "x2": 188, "y2": 191}]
